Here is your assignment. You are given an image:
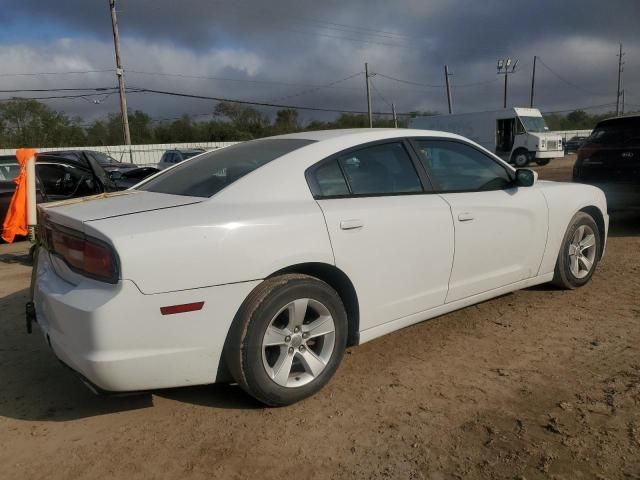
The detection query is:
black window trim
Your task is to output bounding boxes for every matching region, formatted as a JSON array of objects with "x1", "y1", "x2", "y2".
[
  {"x1": 406, "y1": 136, "x2": 518, "y2": 194},
  {"x1": 305, "y1": 138, "x2": 433, "y2": 200}
]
